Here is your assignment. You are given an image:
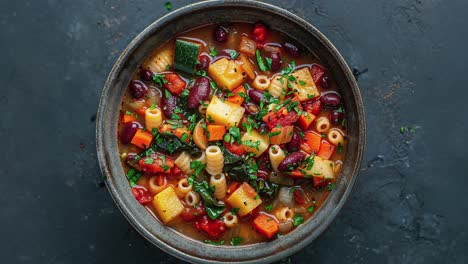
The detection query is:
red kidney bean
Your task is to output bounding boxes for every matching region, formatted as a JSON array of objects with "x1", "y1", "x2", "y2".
[
  {"x1": 330, "y1": 111, "x2": 344, "y2": 125},
  {"x1": 278, "y1": 152, "x2": 306, "y2": 172},
  {"x1": 197, "y1": 55, "x2": 210, "y2": 71},
  {"x1": 140, "y1": 69, "x2": 154, "y2": 82},
  {"x1": 268, "y1": 52, "x2": 282, "y2": 71},
  {"x1": 286, "y1": 130, "x2": 302, "y2": 152},
  {"x1": 188, "y1": 77, "x2": 211, "y2": 108},
  {"x1": 214, "y1": 26, "x2": 228, "y2": 43},
  {"x1": 320, "y1": 76, "x2": 330, "y2": 88},
  {"x1": 283, "y1": 42, "x2": 300, "y2": 57},
  {"x1": 161, "y1": 91, "x2": 177, "y2": 117},
  {"x1": 120, "y1": 122, "x2": 142, "y2": 144},
  {"x1": 248, "y1": 89, "x2": 264, "y2": 104},
  {"x1": 125, "y1": 153, "x2": 138, "y2": 163},
  {"x1": 320, "y1": 92, "x2": 341, "y2": 108},
  {"x1": 243, "y1": 103, "x2": 259, "y2": 115},
  {"x1": 128, "y1": 80, "x2": 148, "y2": 99}
]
